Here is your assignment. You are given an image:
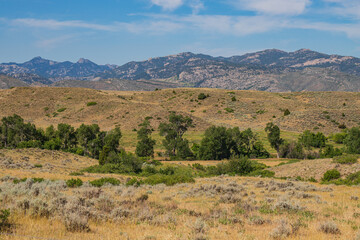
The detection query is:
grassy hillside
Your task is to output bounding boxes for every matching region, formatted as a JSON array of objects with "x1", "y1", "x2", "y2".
[
  {"x1": 0, "y1": 87, "x2": 358, "y2": 134},
  {"x1": 0, "y1": 74, "x2": 28, "y2": 89}
]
